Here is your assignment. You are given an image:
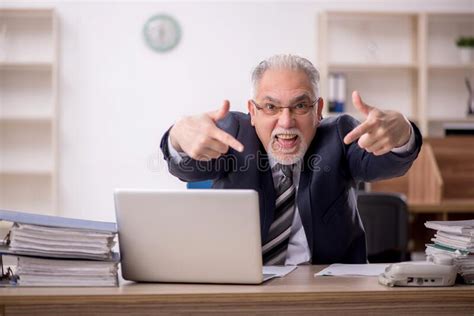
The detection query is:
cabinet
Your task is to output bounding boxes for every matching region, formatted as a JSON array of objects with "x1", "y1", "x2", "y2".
[
  {"x1": 318, "y1": 11, "x2": 474, "y2": 136},
  {"x1": 0, "y1": 9, "x2": 58, "y2": 215}
]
